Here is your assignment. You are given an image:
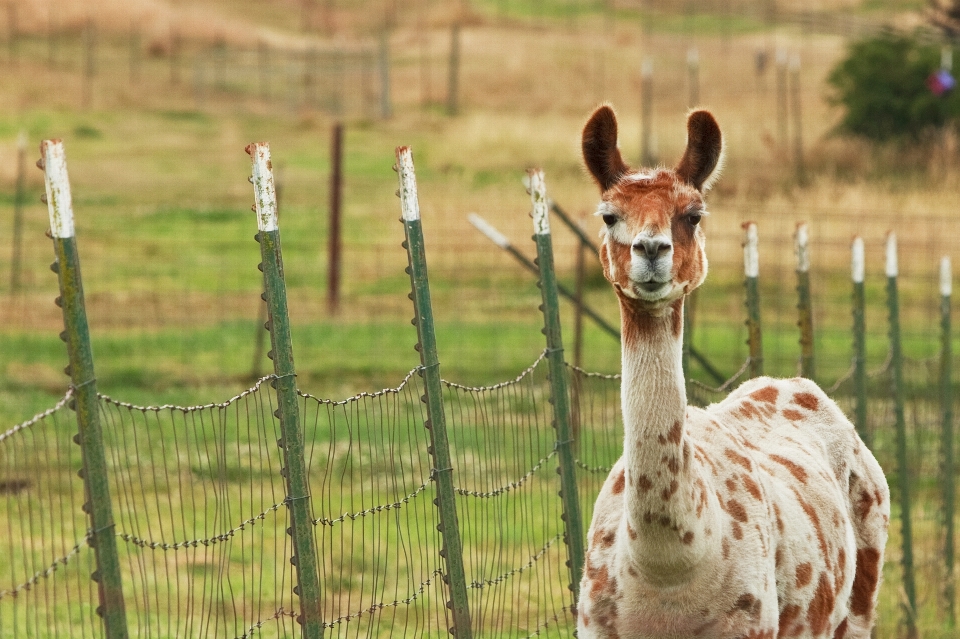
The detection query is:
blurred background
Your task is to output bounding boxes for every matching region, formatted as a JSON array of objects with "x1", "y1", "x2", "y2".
[{"x1": 3, "y1": 1, "x2": 960, "y2": 637}]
